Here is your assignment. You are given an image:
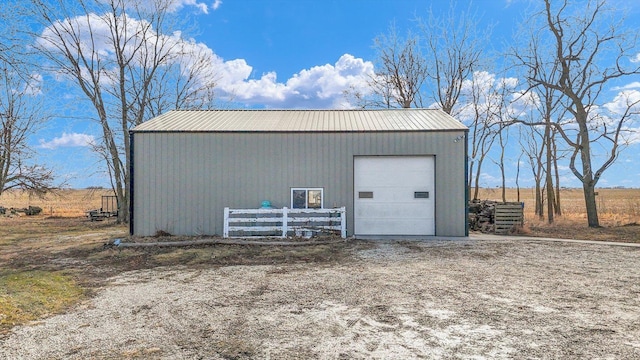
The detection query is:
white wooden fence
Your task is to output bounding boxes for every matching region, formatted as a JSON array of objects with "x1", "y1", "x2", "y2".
[{"x1": 223, "y1": 207, "x2": 346, "y2": 238}]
